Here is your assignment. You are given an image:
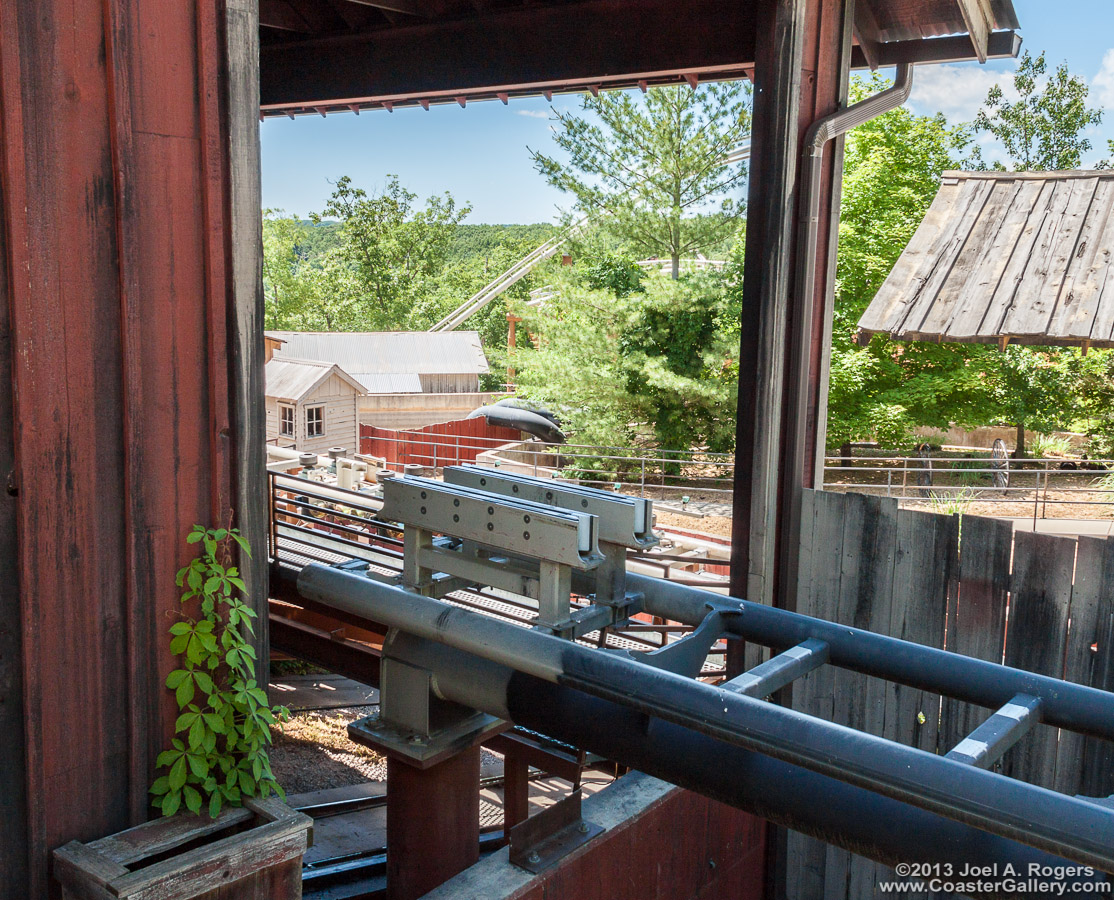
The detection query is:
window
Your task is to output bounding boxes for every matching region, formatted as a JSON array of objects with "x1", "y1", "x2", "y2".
[
  {"x1": 279, "y1": 404, "x2": 294, "y2": 437},
  {"x1": 306, "y1": 405, "x2": 324, "y2": 438}
]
